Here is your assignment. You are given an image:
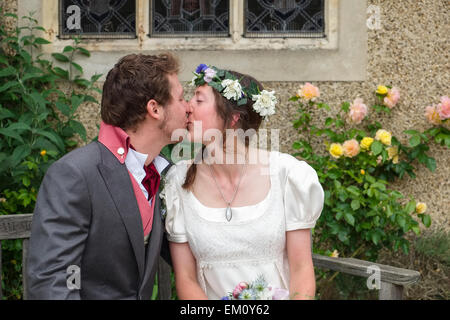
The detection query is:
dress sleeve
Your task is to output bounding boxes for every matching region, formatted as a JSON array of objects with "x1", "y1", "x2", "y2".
[
  {"x1": 283, "y1": 157, "x2": 324, "y2": 231},
  {"x1": 164, "y1": 166, "x2": 188, "y2": 243}
]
